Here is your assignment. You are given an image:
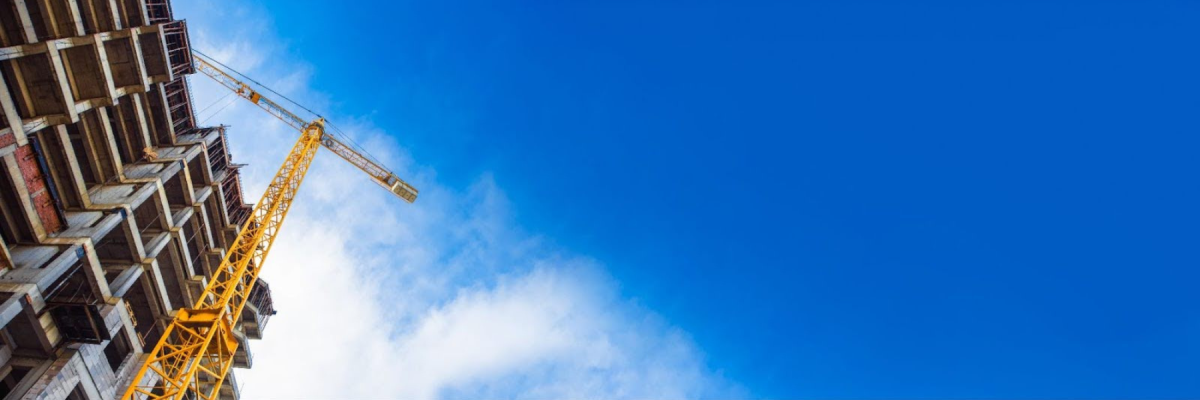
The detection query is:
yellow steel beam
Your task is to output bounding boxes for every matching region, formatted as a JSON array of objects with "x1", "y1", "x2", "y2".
[{"x1": 121, "y1": 123, "x2": 324, "y2": 400}]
